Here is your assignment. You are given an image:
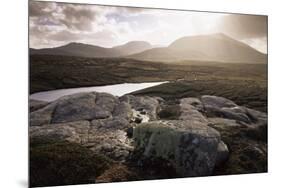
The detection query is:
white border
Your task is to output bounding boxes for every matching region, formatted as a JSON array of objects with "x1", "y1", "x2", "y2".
[{"x1": 1, "y1": 0, "x2": 280, "y2": 188}]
